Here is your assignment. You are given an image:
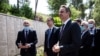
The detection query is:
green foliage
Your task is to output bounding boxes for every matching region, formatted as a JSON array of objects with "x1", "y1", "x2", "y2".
[
  {"x1": 70, "y1": 5, "x2": 81, "y2": 20},
  {"x1": 37, "y1": 13, "x2": 49, "y2": 22},
  {"x1": 71, "y1": 0, "x2": 82, "y2": 9},
  {"x1": 10, "y1": 5, "x2": 20, "y2": 16},
  {"x1": 78, "y1": 3, "x2": 86, "y2": 19},
  {"x1": 10, "y1": 4, "x2": 34, "y2": 19},
  {"x1": 0, "y1": 0, "x2": 11, "y2": 13},
  {"x1": 71, "y1": 0, "x2": 87, "y2": 19},
  {"x1": 0, "y1": 0, "x2": 34, "y2": 20},
  {"x1": 93, "y1": 0, "x2": 100, "y2": 26},
  {"x1": 20, "y1": 4, "x2": 34, "y2": 19},
  {"x1": 36, "y1": 46, "x2": 44, "y2": 56},
  {"x1": 54, "y1": 17, "x2": 62, "y2": 27},
  {"x1": 48, "y1": 0, "x2": 67, "y2": 15}
]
